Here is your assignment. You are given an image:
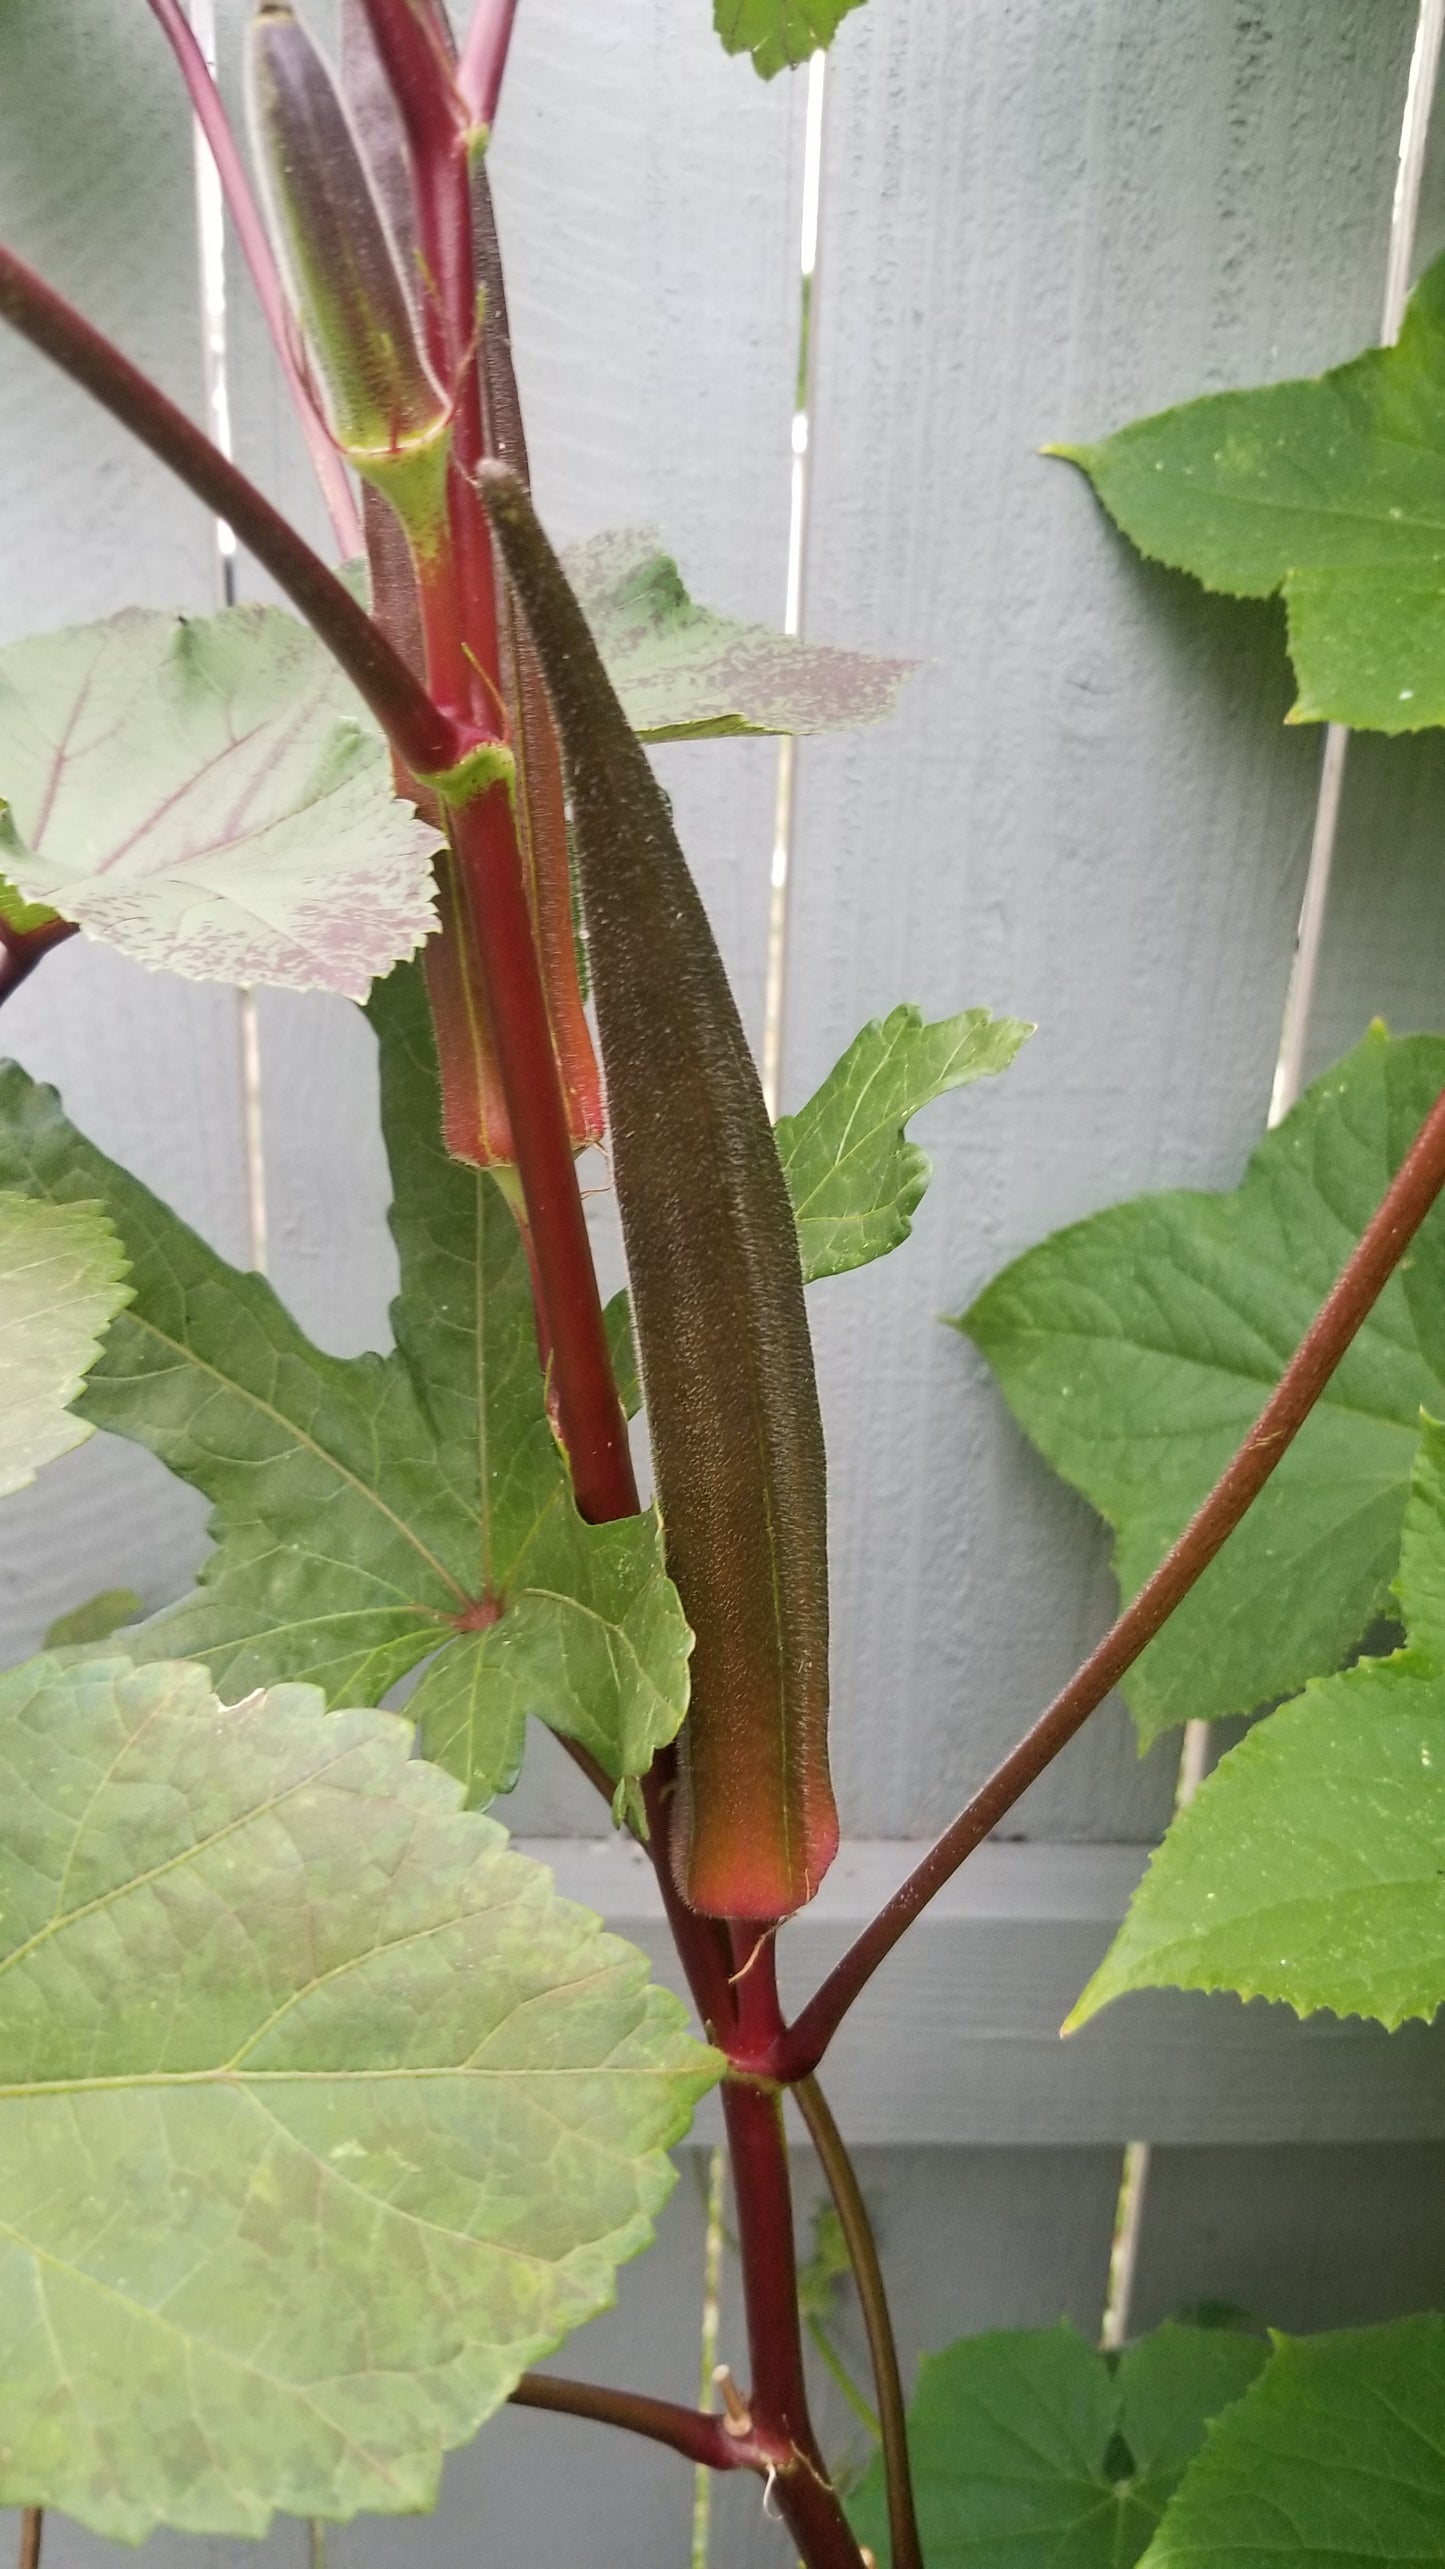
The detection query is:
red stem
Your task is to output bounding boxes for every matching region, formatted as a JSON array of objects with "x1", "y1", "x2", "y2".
[
  {"x1": 0, "y1": 243, "x2": 464, "y2": 781},
  {"x1": 723, "y1": 2078, "x2": 866, "y2": 2567},
  {"x1": 356, "y1": 0, "x2": 500, "y2": 733},
  {"x1": 445, "y1": 784, "x2": 636, "y2": 1517},
  {"x1": 145, "y1": 0, "x2": 362, "y2": 557},
  {"x1": 0, "y1": 918, "x2": 78, "y2": 1008},
  {"x1": 458, "y1": 0, "x2": 521, "y2": 128},
  {"x1": 776, "y1": 1072, "x2": 1445, "y2": 2082},
  {"x1": 509, "y1": 2372, "x2": 761, "y2": 2474}
]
